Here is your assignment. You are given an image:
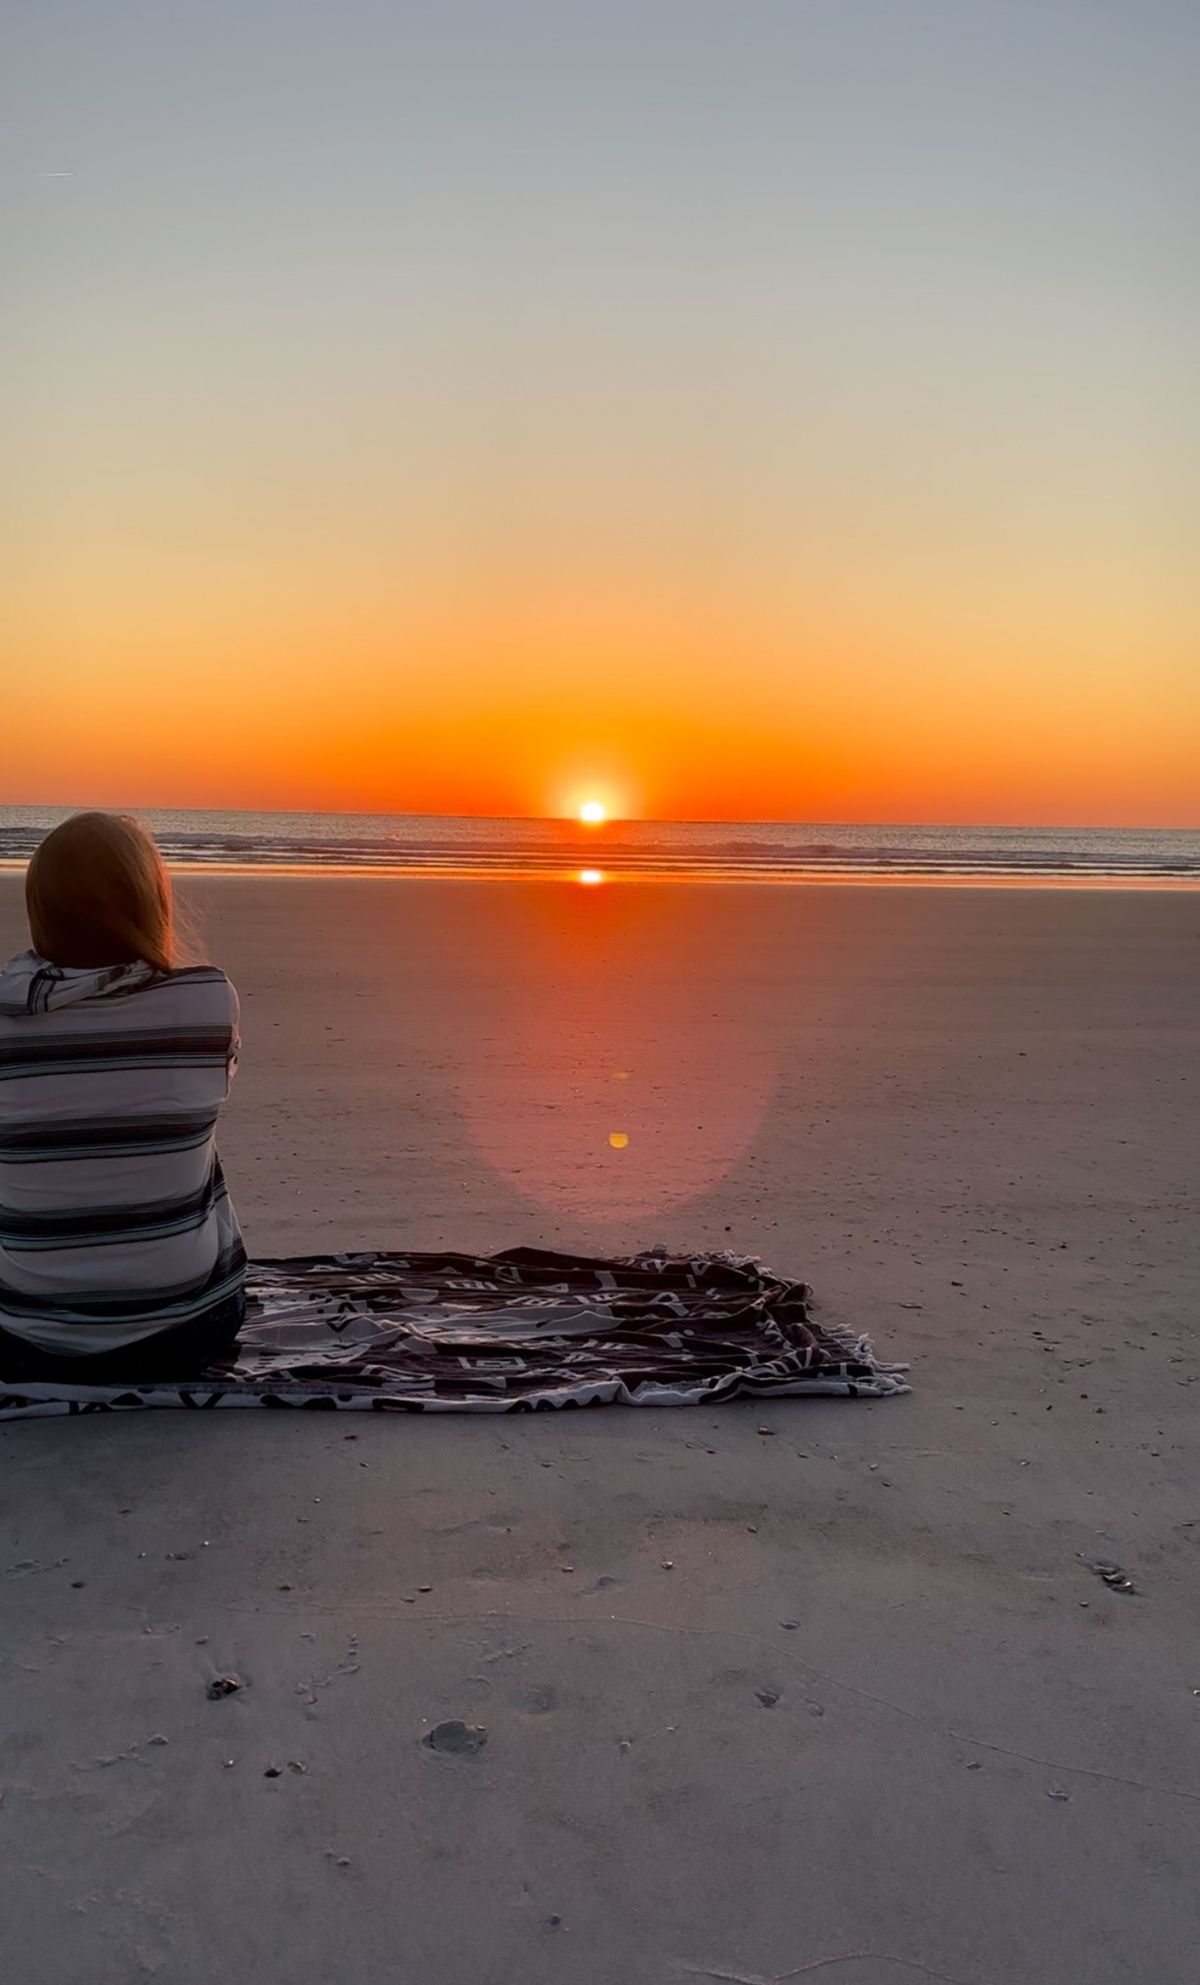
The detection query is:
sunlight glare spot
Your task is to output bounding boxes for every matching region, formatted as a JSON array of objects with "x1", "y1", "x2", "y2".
[
  {"x1": 608, "y1": 1131, "x2": 629, "y2": 1148},
  {"x1": 578, "y1": 867, "x2": 604, "y2": 886}
]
